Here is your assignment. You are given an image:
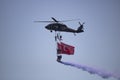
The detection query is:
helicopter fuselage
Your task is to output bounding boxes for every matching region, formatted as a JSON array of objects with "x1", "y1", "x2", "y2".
[{"x1": 45, "y1": 23, "x2": 83, "y2": 33}]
